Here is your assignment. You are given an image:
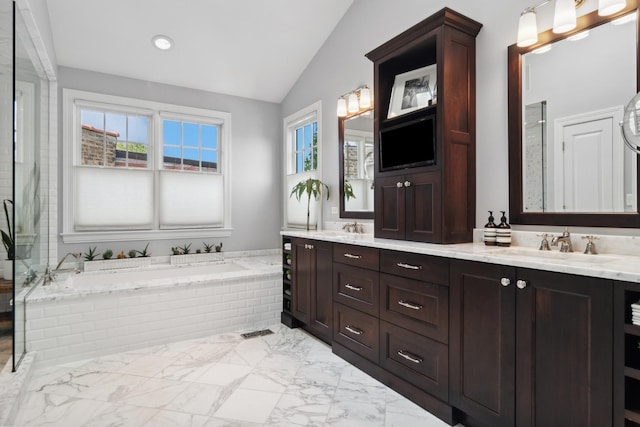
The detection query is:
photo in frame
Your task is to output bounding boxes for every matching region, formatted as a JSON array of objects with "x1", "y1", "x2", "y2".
[{"x1": 387, "y1": 64, "x2": 437, "y2": 119}]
